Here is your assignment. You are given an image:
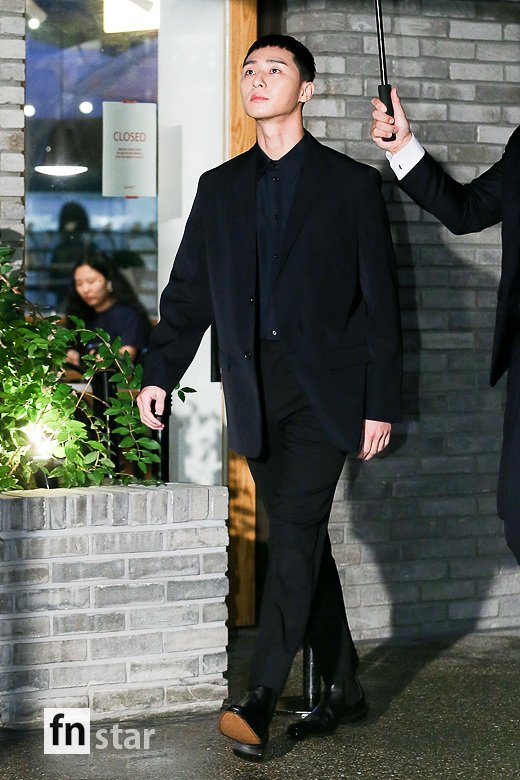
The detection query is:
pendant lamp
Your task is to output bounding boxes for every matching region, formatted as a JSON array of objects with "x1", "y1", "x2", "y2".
[
  {"x1": 34, "y1": 123, "x2": 88, "y2": 177},
  {"x1": 33, "y1": 18, "x2": 88, "y2": 177}
]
